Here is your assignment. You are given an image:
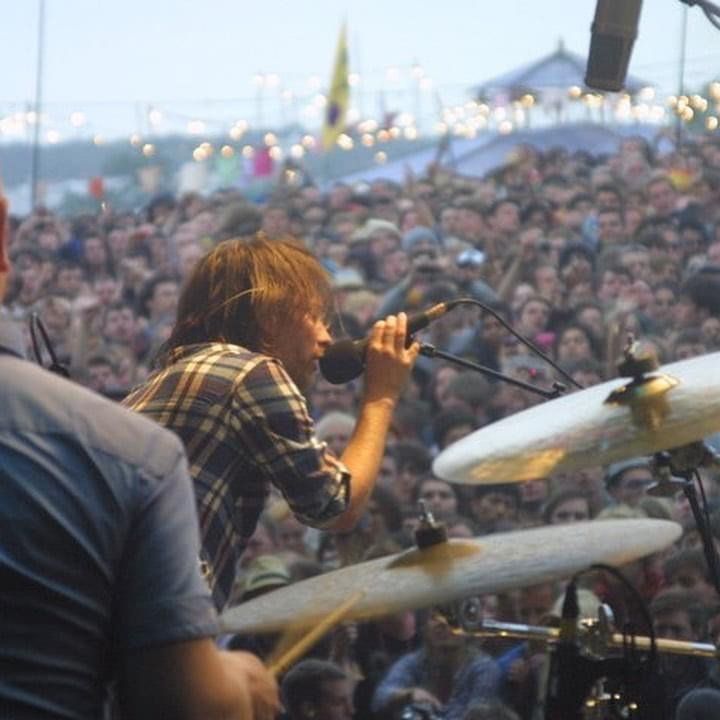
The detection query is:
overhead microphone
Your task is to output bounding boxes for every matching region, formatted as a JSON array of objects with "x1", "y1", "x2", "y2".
[
  {"x1": 319, "y1": 301, "x2": 456, "y2": 384},
  {"x1": 585, "y1": 0, "x2": 644, "y2": 92}
]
